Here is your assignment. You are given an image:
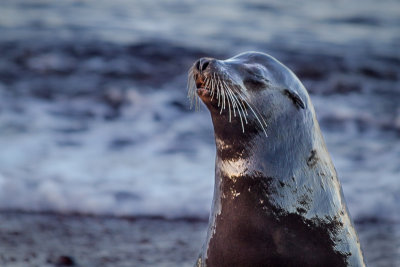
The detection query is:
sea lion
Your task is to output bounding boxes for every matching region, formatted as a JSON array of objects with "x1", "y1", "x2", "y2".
[{"x1": 187, "y1": 52, "x2": 366, "y2": 267}]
